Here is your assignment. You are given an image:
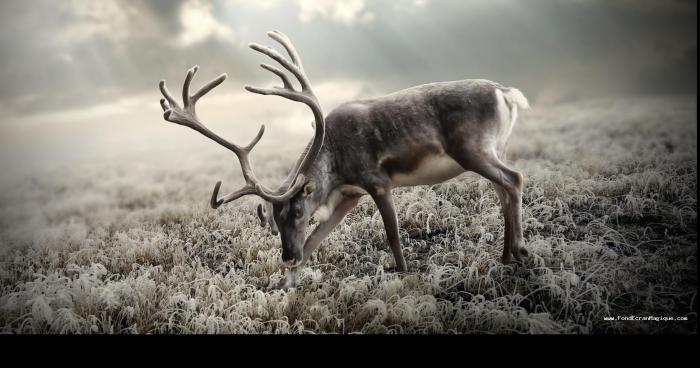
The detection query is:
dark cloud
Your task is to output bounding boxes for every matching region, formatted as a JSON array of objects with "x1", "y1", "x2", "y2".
[{"x1": 0, "y1": 0, "x2": 696, "y2": 118}]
